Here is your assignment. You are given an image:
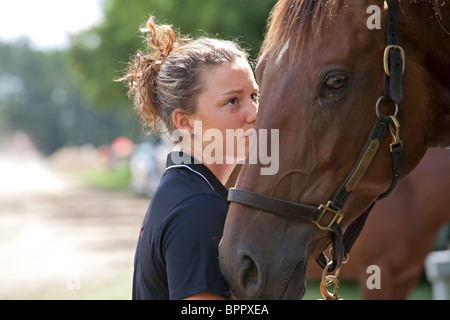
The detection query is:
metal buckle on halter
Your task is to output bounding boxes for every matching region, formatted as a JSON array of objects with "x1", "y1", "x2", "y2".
[
  {"x1": 314, "y1": 201, "x2": 343, "y2": 231},
  {"x1": 383, "y1": 45, "x2": 405, "y2": 77}
]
